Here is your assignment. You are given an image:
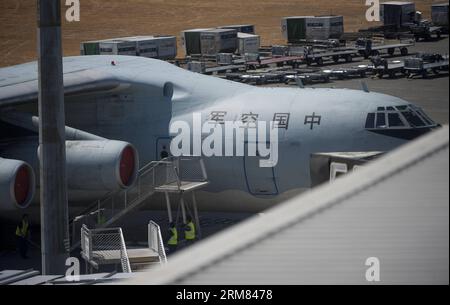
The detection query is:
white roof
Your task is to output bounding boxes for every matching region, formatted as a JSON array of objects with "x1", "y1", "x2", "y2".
[
  {"x1": 432, "y1": 2, "x2": 449, "y2": 6},
  {"x1": 237, "y1": 33, "x2": 260, "y2": 39},
  {"x1": 381, "y1": 1, "x2": 415, "y2": 5},
  {"x1": 129, "y1": 126, "x2": 449, "y2": 285},
  {"x1": 182, "y1": 28, "x2": 215, "y2": 33}
]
